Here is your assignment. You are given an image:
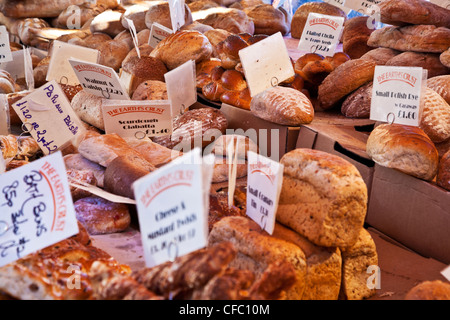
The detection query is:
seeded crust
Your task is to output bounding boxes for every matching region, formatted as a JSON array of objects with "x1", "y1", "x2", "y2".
[{"x1": 276, "y1": 148, "x2": 368, "y2": 248}]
